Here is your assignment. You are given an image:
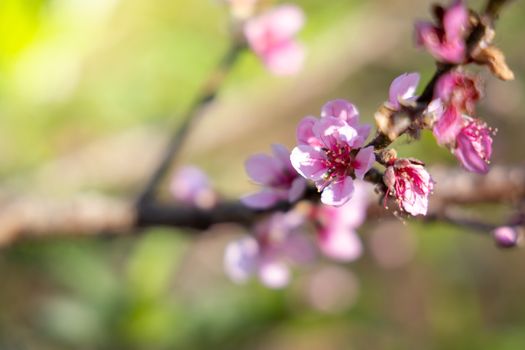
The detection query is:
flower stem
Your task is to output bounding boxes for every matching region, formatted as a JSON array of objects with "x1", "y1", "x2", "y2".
[{"x1": 137, "y1": 43, "x2": 245, "y2": 206}]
